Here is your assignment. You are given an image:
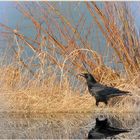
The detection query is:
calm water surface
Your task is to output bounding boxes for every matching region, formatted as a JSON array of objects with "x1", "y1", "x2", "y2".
[{"x1": 0, "y1": 112, "x2": 139, "y2": 139}]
